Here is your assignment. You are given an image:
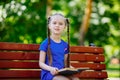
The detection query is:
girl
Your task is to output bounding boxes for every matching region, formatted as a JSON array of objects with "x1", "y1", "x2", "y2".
[{"x1": 39, "y1": 13, "x2": 79, "y2": 80}]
